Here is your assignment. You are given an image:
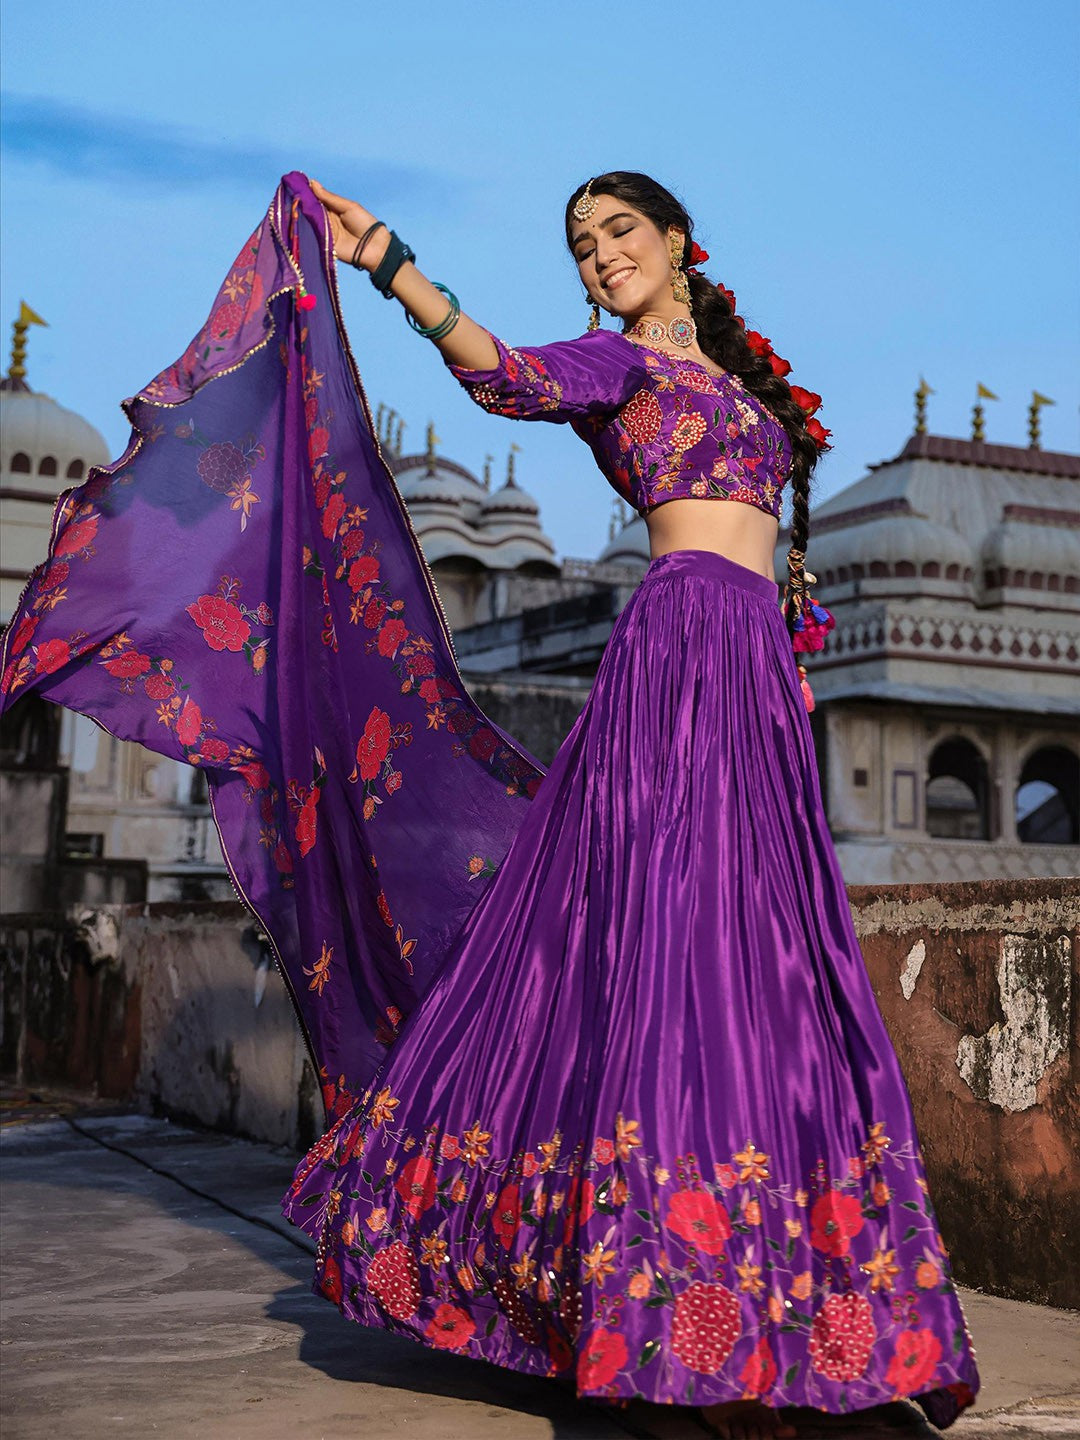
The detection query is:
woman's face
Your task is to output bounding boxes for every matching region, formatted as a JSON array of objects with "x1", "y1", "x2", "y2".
[{"x1": 570, "y1": 193, "x2": 678, "y2": 323}]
